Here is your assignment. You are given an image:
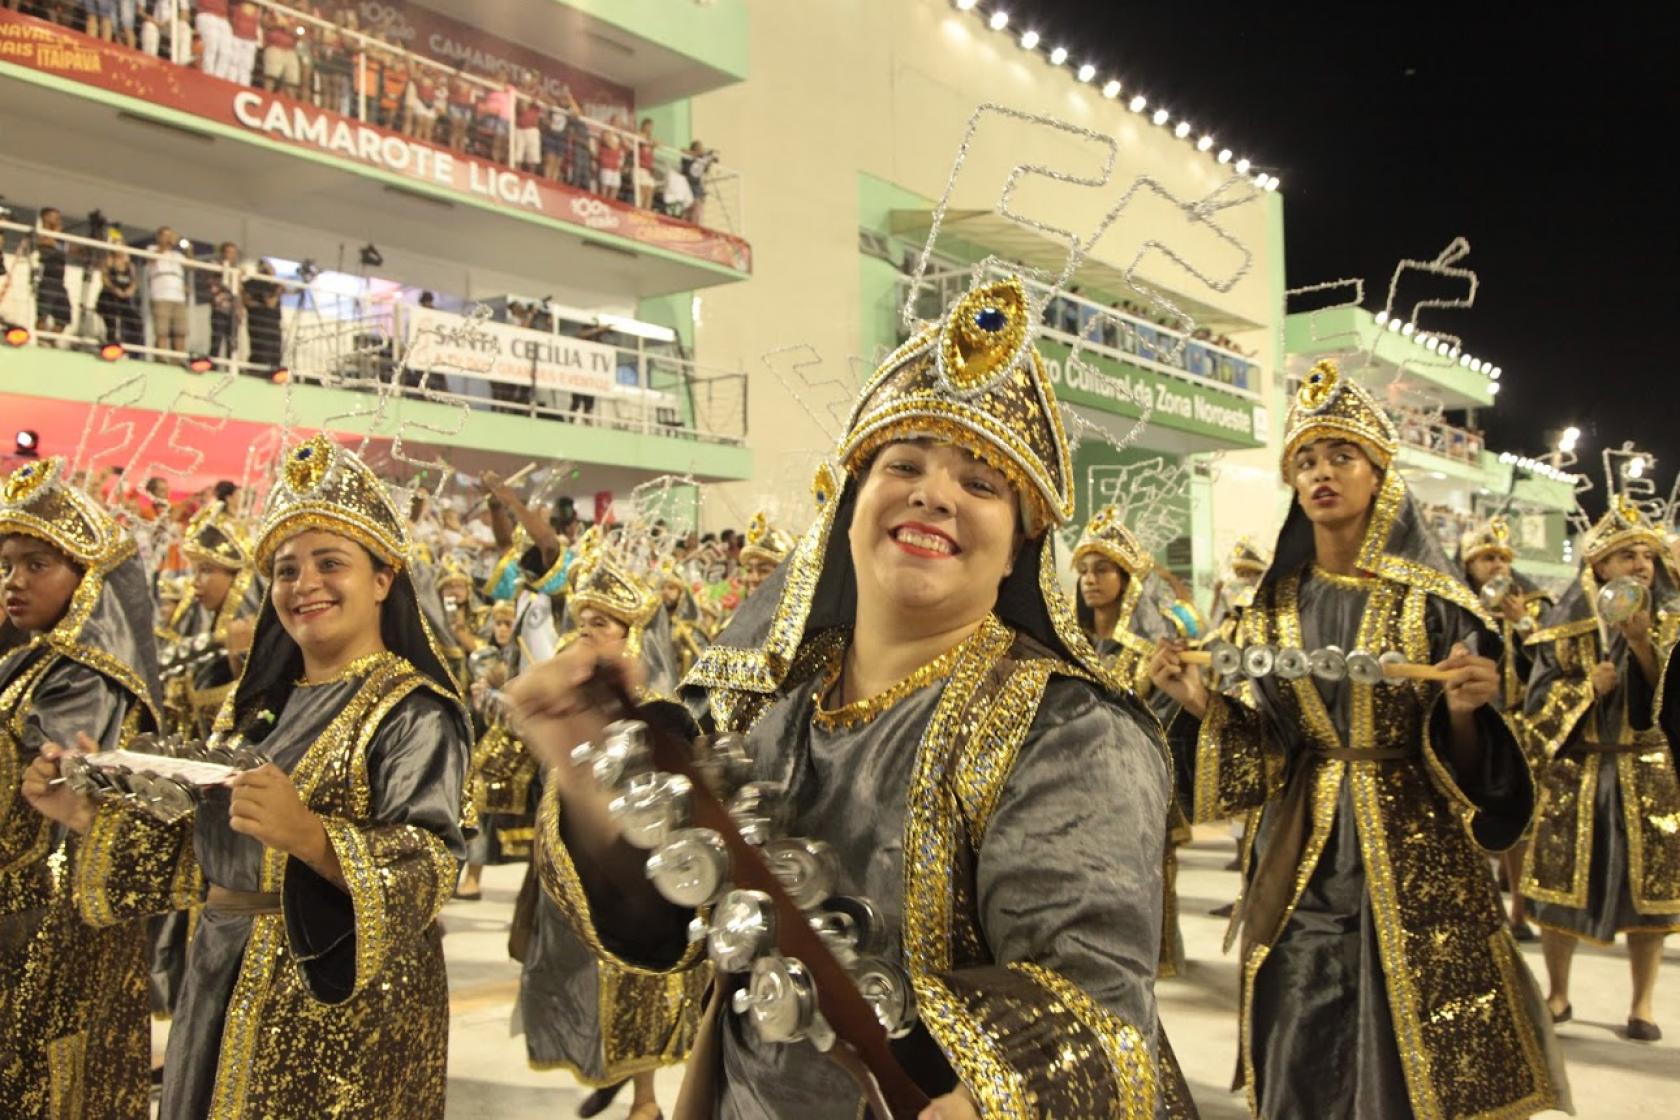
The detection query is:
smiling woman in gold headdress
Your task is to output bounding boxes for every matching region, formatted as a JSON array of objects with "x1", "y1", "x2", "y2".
[
  {"x1": 0, "y1": 456, "x2": 162, "y2": 1118},
  {"x1": 25, "y1": 435, "x2": 473, "y2": 1119},
  {"x1": 507, "y1": 276, "x2": 1181, "y2": 1119},
  {"x1": 1151, "y1": 360, "x2": 1569, "y2": 1119}
]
